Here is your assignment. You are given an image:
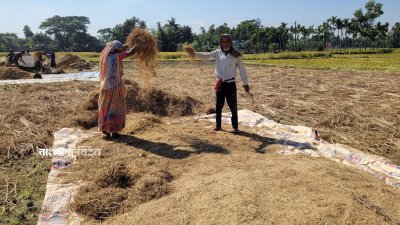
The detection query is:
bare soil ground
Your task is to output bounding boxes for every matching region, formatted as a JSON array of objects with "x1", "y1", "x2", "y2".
[{"x1": 1, "y1": 61, "x2": 400, "y2": 224}]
